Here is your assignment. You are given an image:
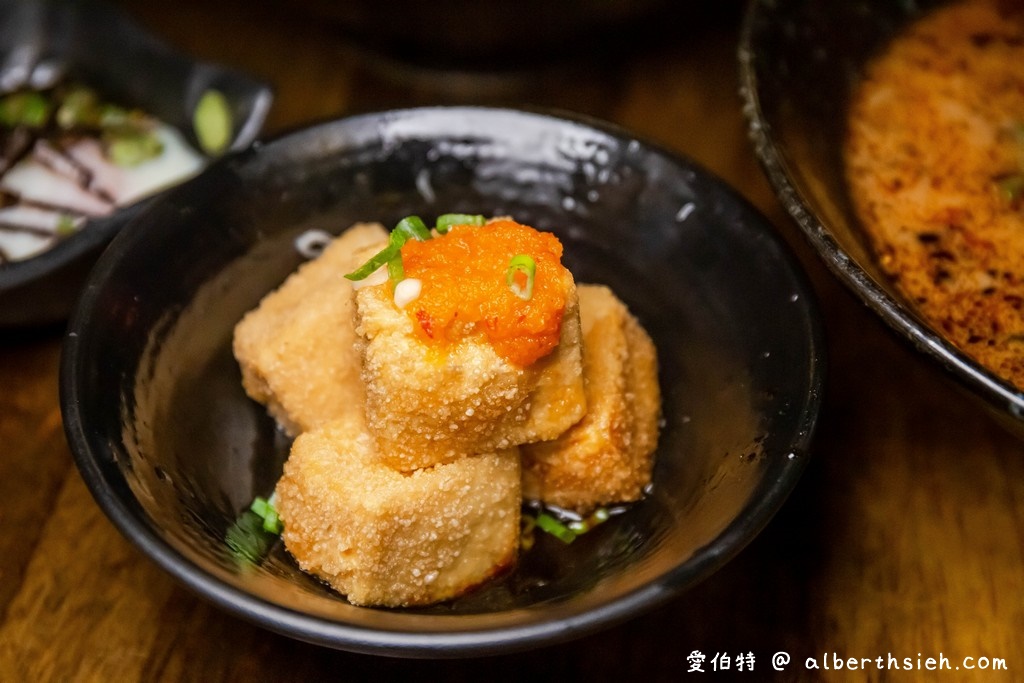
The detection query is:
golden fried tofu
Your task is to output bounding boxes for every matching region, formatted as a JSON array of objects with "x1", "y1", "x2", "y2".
[
  {"x1": 232, "y1": 223, "x2": 387, "y2": 435},
  {"x1": 354, "y1": 275, "x2": 586, "y2": 471},
  {"x1": 521, "y1": 284, "x2": 660, "y2": 513},
  {"x1": 275, "y1": 414, "x2": 521, "y2": 607}
]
